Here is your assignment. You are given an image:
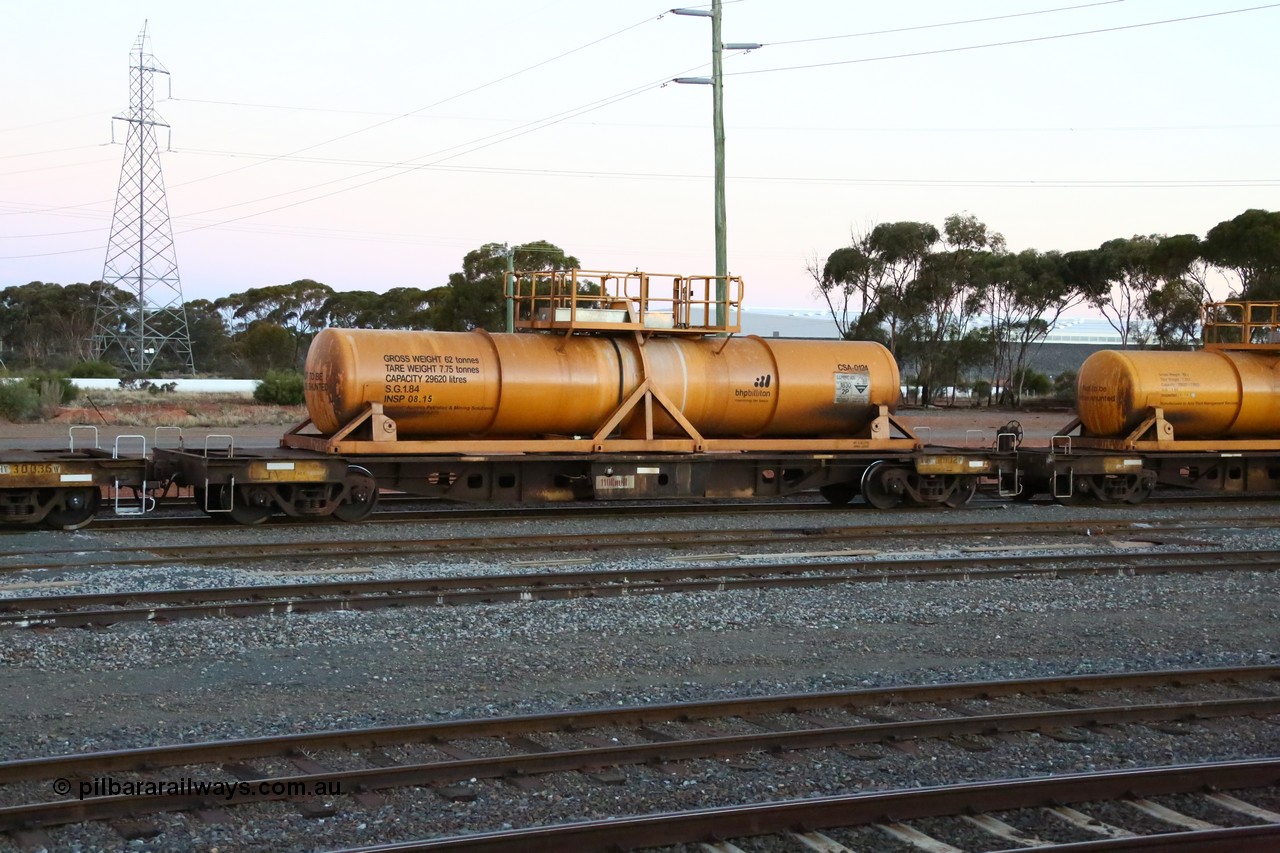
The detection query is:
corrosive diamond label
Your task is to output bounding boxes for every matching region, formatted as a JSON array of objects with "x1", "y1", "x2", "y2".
[{"x1": 834, "y1": 372, "x2": 870, "y2": 404}]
